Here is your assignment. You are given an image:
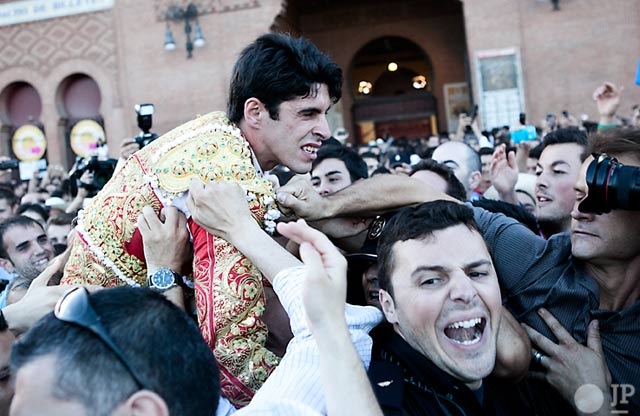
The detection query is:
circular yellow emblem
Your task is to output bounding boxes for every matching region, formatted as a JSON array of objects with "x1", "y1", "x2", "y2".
[
  {"x1": 12, "y1": 125, "x2": 46, "y2": 162},
  {"x1": 70, "y1": 120, "x2": 106, "y2": 158}
]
